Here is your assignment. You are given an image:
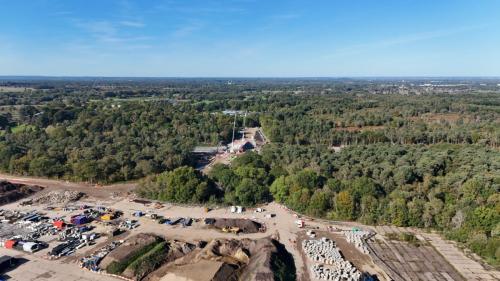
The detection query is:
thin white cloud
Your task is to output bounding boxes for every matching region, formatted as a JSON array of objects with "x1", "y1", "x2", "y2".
[
  {"x1": 75, "y1": 20, "x2": 117, "y2": 37},
  {"x1": 272, "y1": 13, "x2": 300, "y2": 20},
  {"x1": 173, "y1": 21, "x2": 204, "y2": 37},
  {"x1": 51, "y1": 11, "x2": 73, "y2": 17},
  {"x1": 73, "y1": 19, "x2": 152, "y2": 45},
  {"x1": 324, "y1": 25, "x2": 489, "y2": 59},
  {"x1": 99, "y1": 36, "x2": 152, "y2": 43},
  {"x1": 119, "y1": 20, "x2": 145, "y2": 28}
]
